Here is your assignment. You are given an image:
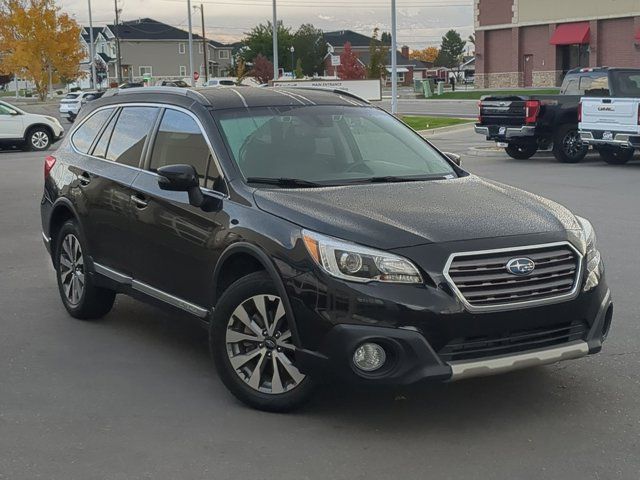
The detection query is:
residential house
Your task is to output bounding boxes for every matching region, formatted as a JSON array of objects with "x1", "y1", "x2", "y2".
[
  {"x1": 322, "y1": 30, "x2": 430, "y2": 86},
  {"x1": 82, "y1": 18, "x2": 233, "y2": 87}
]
